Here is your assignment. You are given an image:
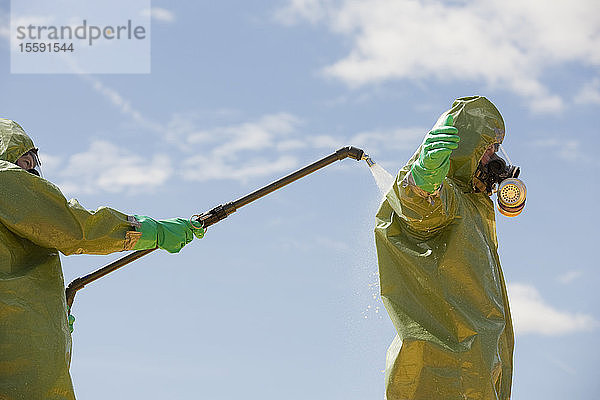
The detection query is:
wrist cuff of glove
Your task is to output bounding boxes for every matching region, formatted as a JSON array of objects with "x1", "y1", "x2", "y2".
[
  {"x1": 410, "y1": 165, "x2": 441, "y2": 194},
  {"x1": 189, "y1": 219, "x2": 205, "y2": 239},
  {"x1": 131, "y1": 215, "x2": 159, "y2": 250}
]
